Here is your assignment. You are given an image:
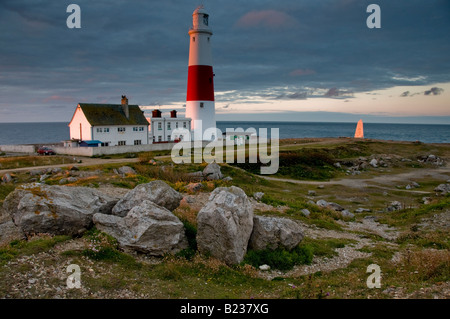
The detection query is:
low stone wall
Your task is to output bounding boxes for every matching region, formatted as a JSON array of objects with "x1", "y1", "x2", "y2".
[{"x1": 0, "y1": 145, "x2": 36, "y2": 153}]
